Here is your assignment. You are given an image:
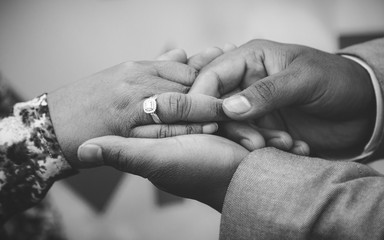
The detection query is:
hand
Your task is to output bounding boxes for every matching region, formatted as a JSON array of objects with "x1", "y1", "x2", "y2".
[
  {"x1": 161, "y1": 45, "x2": 308, "y2": 155},
  {"x1": 190, "y1": 39, "x2": 375, "y2": 158},
  {"x1": 75, "y1": 46, "x2": 303, "y2": 212},
  {"x1": 77, "y1": 134, "x2": 249, "y2": 212},
  {"x1": 48, "y1": 59, "x2": 225, "y2": 168}
]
